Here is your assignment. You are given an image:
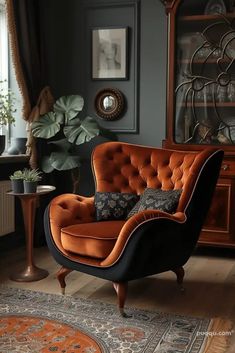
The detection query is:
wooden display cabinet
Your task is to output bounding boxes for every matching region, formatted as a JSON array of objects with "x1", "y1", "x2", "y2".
[{"x1": 162, "y1": 0, "x2": 235, "y2": 248}]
